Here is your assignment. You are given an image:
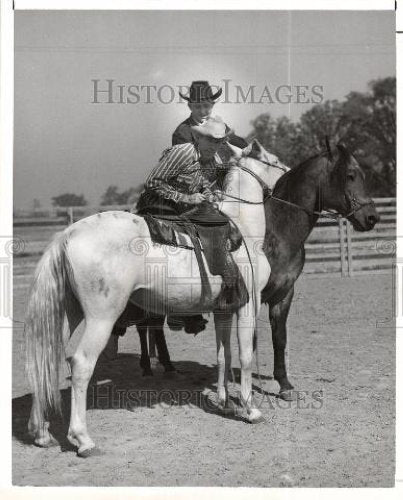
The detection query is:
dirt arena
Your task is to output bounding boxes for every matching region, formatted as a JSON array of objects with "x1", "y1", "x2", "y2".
[{"x1": 12, "y1": 255, "x2": 395, "y2": 487}]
